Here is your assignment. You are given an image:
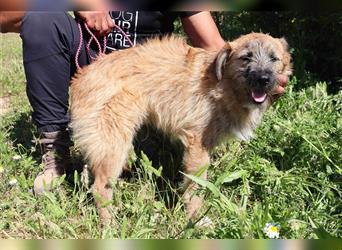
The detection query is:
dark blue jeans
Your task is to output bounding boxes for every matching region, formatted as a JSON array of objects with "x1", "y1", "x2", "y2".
[{"x1": 20, "y1": 12, "x2": 93, "y2": 133}]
